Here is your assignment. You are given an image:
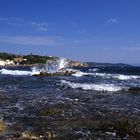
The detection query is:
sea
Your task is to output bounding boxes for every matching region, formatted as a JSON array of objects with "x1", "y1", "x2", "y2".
[{"x1": 0, "y1": 60, "x2": 140, "y2": 139}]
